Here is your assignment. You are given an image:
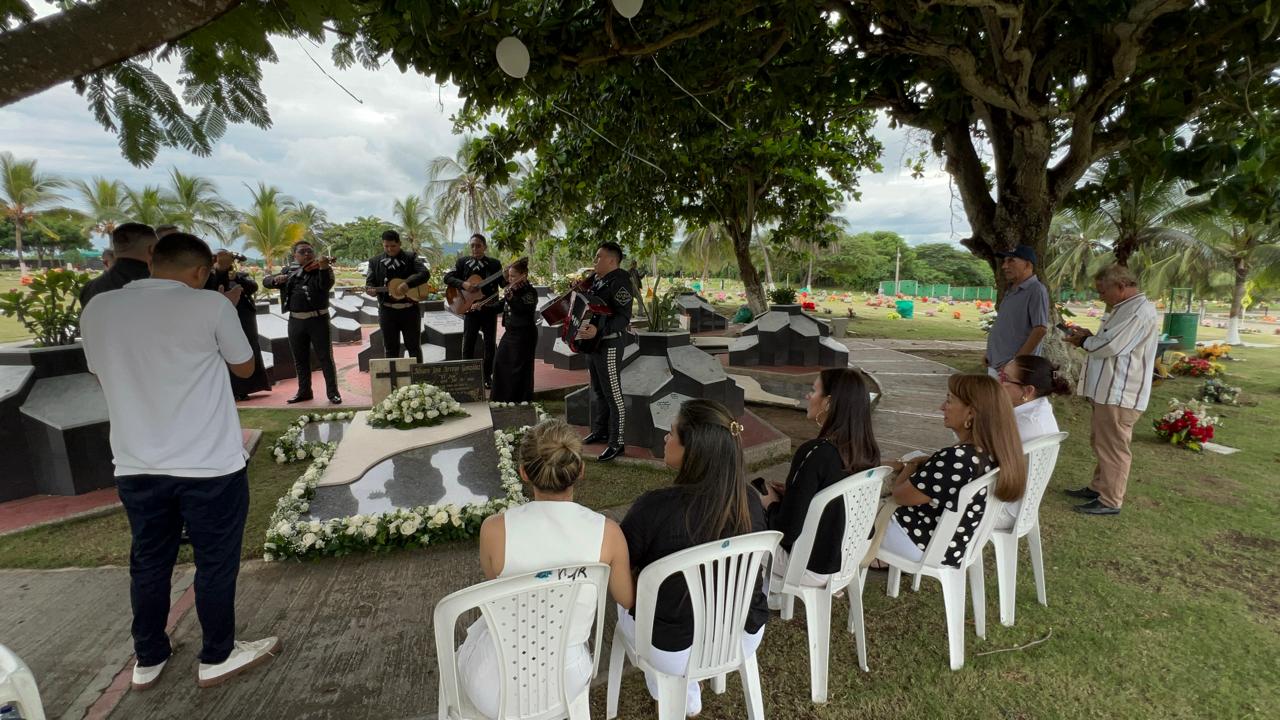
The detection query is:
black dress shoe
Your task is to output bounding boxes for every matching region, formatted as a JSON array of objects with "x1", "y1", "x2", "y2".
[
  {"x1": 1064, "y1": 486, "x2": 1100, "y2": 500},
  {"x1": 328, "y1": 393, "x2": 343, "y2": 405},
  {"x1": 286, "y1": 393, "x2": 314, "y2": 404},
  {"x1": 582, "y1": 433, "x2": 607, "y2": 445},
  {"x1": 233, "y1": 393, "x2": 250, "y2": 402},
  {"x1": 1073, "y1": 499, "x2": 1121, "y2": 515},
  {"x1": 598, "y1": 446, "x2": 625, "y2": 462}
]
